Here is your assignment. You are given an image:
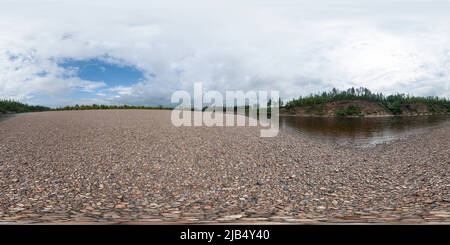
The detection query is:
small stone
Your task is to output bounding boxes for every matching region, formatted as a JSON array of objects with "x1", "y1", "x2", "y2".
[{"x1": 317, "y1": 206, "x2": 326, "y2": 210}]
